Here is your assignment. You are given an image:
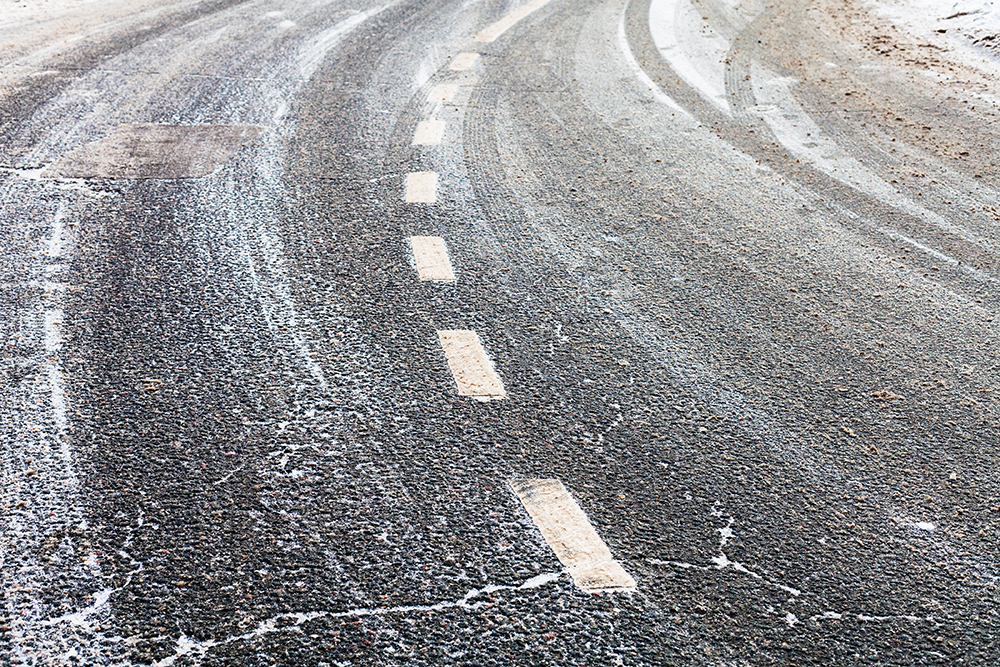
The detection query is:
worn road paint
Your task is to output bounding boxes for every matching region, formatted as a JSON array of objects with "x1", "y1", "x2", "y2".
[
  {"x1": 413, "y1": 120, "x2": 445, "y2": 145},
  {"x1": 474, "y1": 0, "x2": 553, "y2": 42},
  {"x1": 437, "y1": 330, "x2": 505, "y2": 399},
  {"x1": 409, "y1": 236, "x2": 455, "y2": 281},
  {"x1": 428, "y1": 83, "x2": 459, "y2": 103},
  {"x1": 448, "y1": 52, "x2": 480, "y2": 71},
  {"x1": 511, "y1": 478, "x2": 637, "y2": 592},
  {"x1": 405, "y1": 171, "x2": 438, "y2": 203}
]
